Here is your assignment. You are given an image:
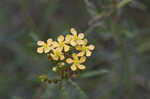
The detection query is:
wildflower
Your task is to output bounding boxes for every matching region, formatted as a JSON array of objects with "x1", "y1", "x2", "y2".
[
  {"x1": 52, "y1": 35, "x2": 70, "y2": 52},
  {"x1": 70, "y1": 28, "x2": 85, "y2": 46},
  {"x1": 37, "y1": 39, "x2": 53, "y2": 54},
  {"x1": 52, "y1": 67, "x2": 57, "y2": 72},
  {"x1": 50, "y1": 48, "x2": 65, "y2": 61},
  {"x1": 76, "y1": 43, "x2": 95, "y2": 57},
  {"x1": 36, "y1": 27, "x2": 95, "y2": 83},
  {"x1": 65, "y1": 34, "x2": 72, "y2": 44},
  {"x1": 66, "y1": 53, "x2": 86, "y2": 71}
]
